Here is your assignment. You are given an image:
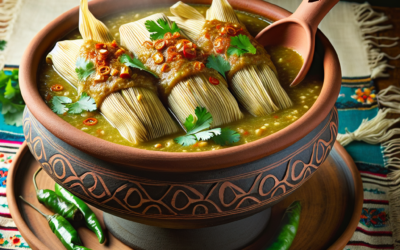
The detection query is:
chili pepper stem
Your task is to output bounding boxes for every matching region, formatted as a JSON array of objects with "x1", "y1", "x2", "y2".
[
  {"x1": 19, "y1": 196, "x2": 51, "y2": 221},
  {"x1": 33, "y1": 167, "x2": 43, "y2": 193}
]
